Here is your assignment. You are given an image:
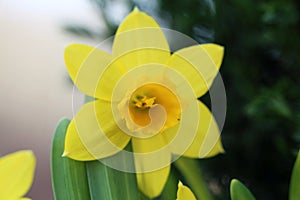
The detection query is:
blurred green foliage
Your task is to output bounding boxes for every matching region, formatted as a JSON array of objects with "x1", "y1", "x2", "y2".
[{"x1": 64, "y1": 0, "x2": 300, "y2": 199}]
